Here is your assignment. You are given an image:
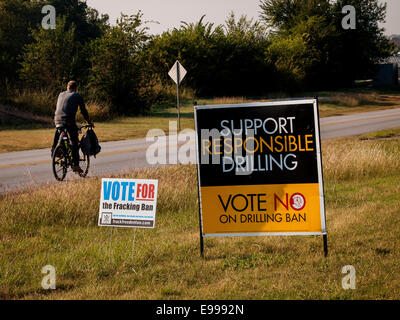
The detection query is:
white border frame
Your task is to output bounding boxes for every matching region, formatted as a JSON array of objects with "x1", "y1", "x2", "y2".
[
  {"x1": 98, "y1": 178, "x2": 159, "y2": 229},
  {"x1": 194, "y1": 98, "x2": 327, "y2": 237}
]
